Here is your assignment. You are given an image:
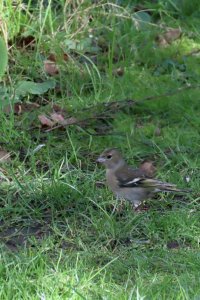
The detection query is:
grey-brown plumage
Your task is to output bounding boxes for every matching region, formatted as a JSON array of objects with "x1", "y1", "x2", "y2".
[{"x1": 97, "y1": 148, "x2": 189, "y2": 207}]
